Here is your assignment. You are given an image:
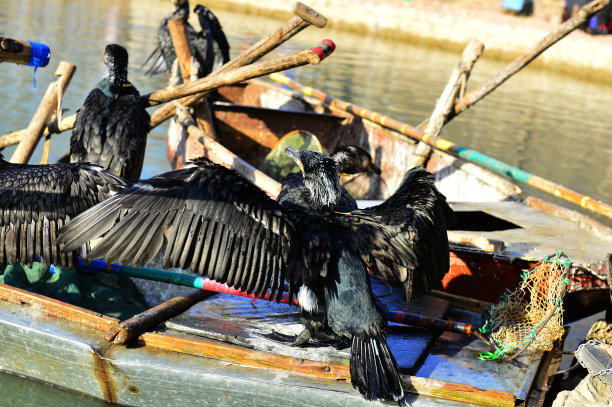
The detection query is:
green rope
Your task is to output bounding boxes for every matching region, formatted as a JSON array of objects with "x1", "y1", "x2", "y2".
[{"x1": 477, "y1": 252, "x2": 572, "y2": 361}]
